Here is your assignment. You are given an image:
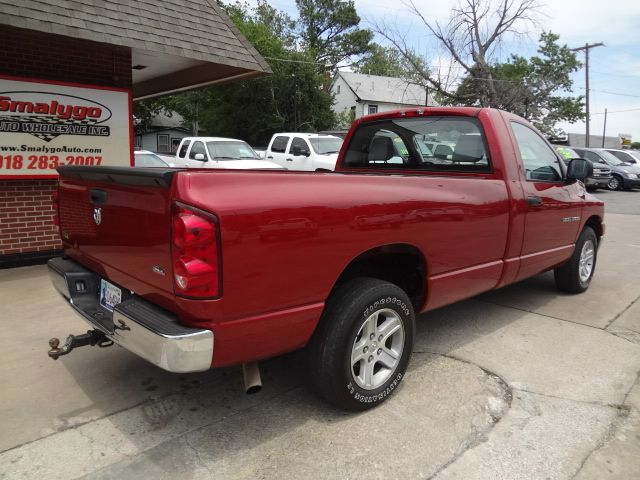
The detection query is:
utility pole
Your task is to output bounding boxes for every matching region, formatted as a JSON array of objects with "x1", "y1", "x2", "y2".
[
  {"x1": 602, "y1": 108, "x2": 608, "y2": 148},
  {"x1": 571, "y1": 42, "x2": 604, "y2": 147}
]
